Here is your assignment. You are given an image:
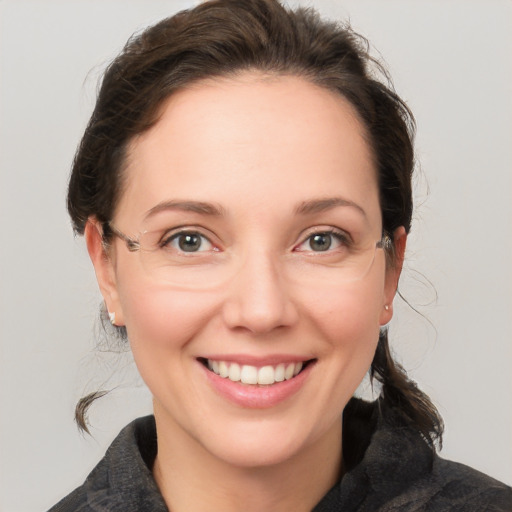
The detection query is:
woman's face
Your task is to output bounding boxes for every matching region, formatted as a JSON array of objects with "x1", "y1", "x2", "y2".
[{"x1": 89, "y1": 73, "x2": 402, "y2": 468}]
